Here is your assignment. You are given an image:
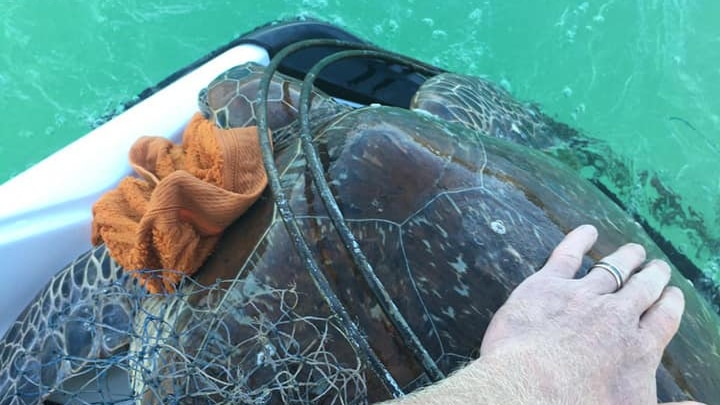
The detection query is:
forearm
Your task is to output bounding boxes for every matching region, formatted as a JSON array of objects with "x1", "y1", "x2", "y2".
[{"x1": 380, "y1": 351, "x2": 588, "y2": 405}]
